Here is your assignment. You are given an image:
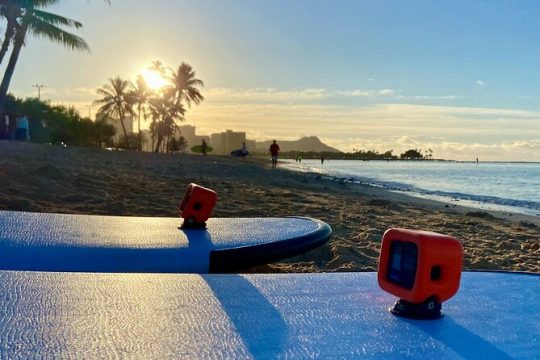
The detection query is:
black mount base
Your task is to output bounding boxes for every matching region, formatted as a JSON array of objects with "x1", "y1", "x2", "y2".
[
  {"x1": 390, "y1": 297, "x2": 443, "y2": 320},
  {"x1": 180, "y1": 220, "x2": 207, "y2": 229}
]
